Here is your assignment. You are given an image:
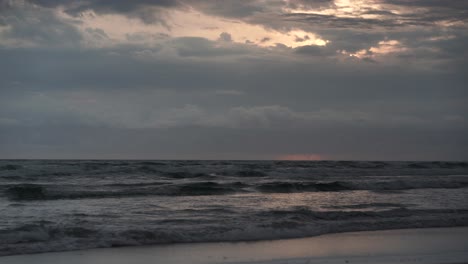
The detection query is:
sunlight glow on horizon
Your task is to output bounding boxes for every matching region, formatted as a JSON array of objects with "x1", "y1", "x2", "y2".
[{"x1": 276, "y1": 154, "x2": 325, "y2": 161}]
